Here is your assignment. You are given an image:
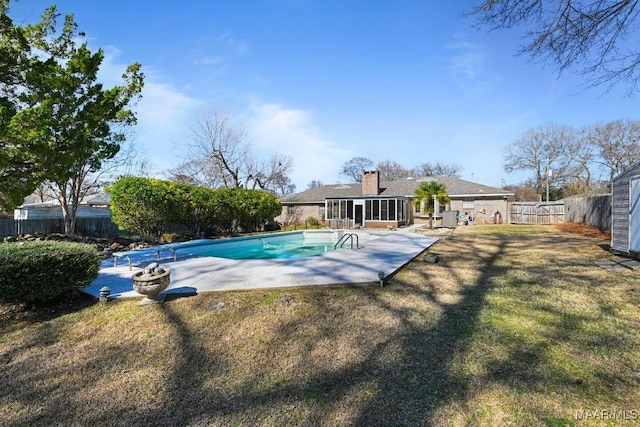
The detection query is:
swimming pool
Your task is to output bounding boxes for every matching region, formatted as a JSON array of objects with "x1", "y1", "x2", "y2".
[
  {"x1": 88, "y1": 229, "x2": 437, "y2": 299},
  {"x1": 173, "y1": 230, "x2": 380, "y2": 260}
]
